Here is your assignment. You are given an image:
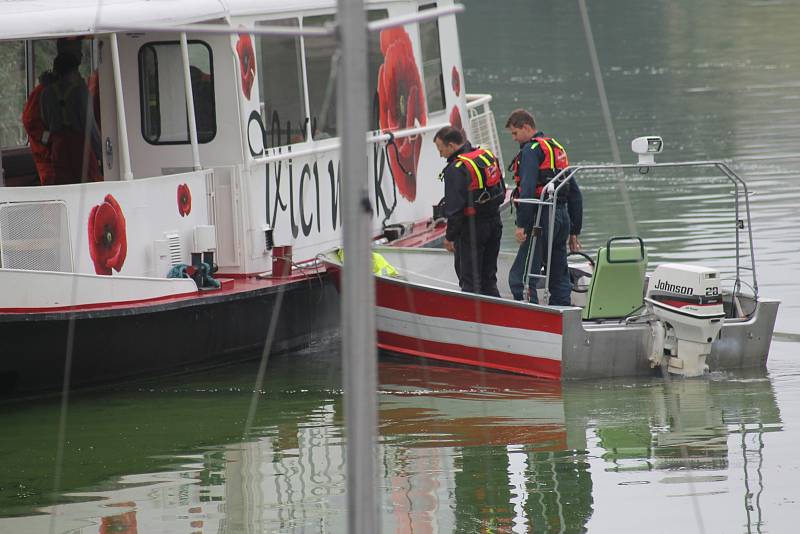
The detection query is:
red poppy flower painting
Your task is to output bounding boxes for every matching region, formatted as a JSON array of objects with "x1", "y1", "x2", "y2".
[
  {"x1": 451, "y1": 66, "x2": 461, "y2": 97},
  {"x1": 236, "y1": 33, "x2": 256, "y2": 100},
  {"x1": 177, "y1": 183, "x2": 192, "y2": 217},
  {"x1": 378, "y1": 28, "x2": 427, "y2": 201},
  {"x1": 88, "y1": 194, "x2": 127, "y2": 275},
  {"x1": 449, "y1": 106, "x2": 463, "y2": 132}
]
